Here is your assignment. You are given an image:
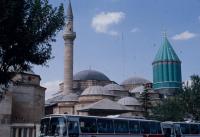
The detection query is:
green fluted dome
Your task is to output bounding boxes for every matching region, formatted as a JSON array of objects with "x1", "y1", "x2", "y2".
[
  {"x1": 152, "y1": 37, "x2": 182, "y2": 91},
  {"x1": 153, "y1": 37, "x2": 180, "y2": 63}
]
